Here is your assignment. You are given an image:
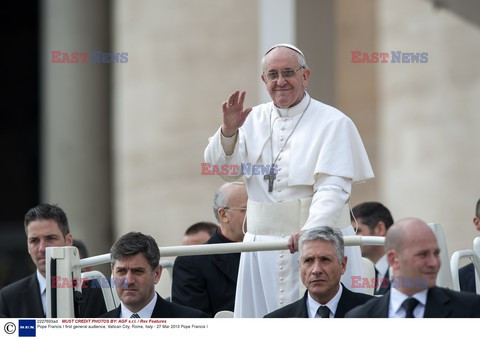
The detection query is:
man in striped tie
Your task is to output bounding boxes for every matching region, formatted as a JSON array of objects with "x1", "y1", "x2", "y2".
[{"x1": 101, "y1": 232, "x2": 207, "y2": 318}]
